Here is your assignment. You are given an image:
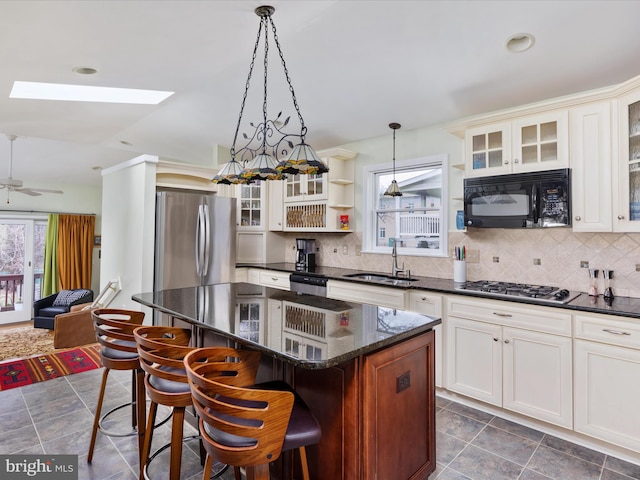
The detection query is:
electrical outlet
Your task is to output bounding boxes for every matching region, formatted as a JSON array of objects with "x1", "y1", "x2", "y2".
[
  {"x1": 493, "y1": 256, "x2": 500, "y2": 263},
  {"x1": 581, "y1": 261, "x2": 590, "y2": 268},
  {"x1": 533, "y1": 258, "x2": 541, "y2": 266},
  {"x1": 465, "y1": 249, "x2": 480, "y2": 263},
  {"x1": 333, "y1": 248, "x2": 337, "y2": 254},
  {"x1": 342, "y1": 245, "x2": 348, "y2": 255},
  {"x1": 355, "y1": 245, "x2": 362, "y2": 256}
]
